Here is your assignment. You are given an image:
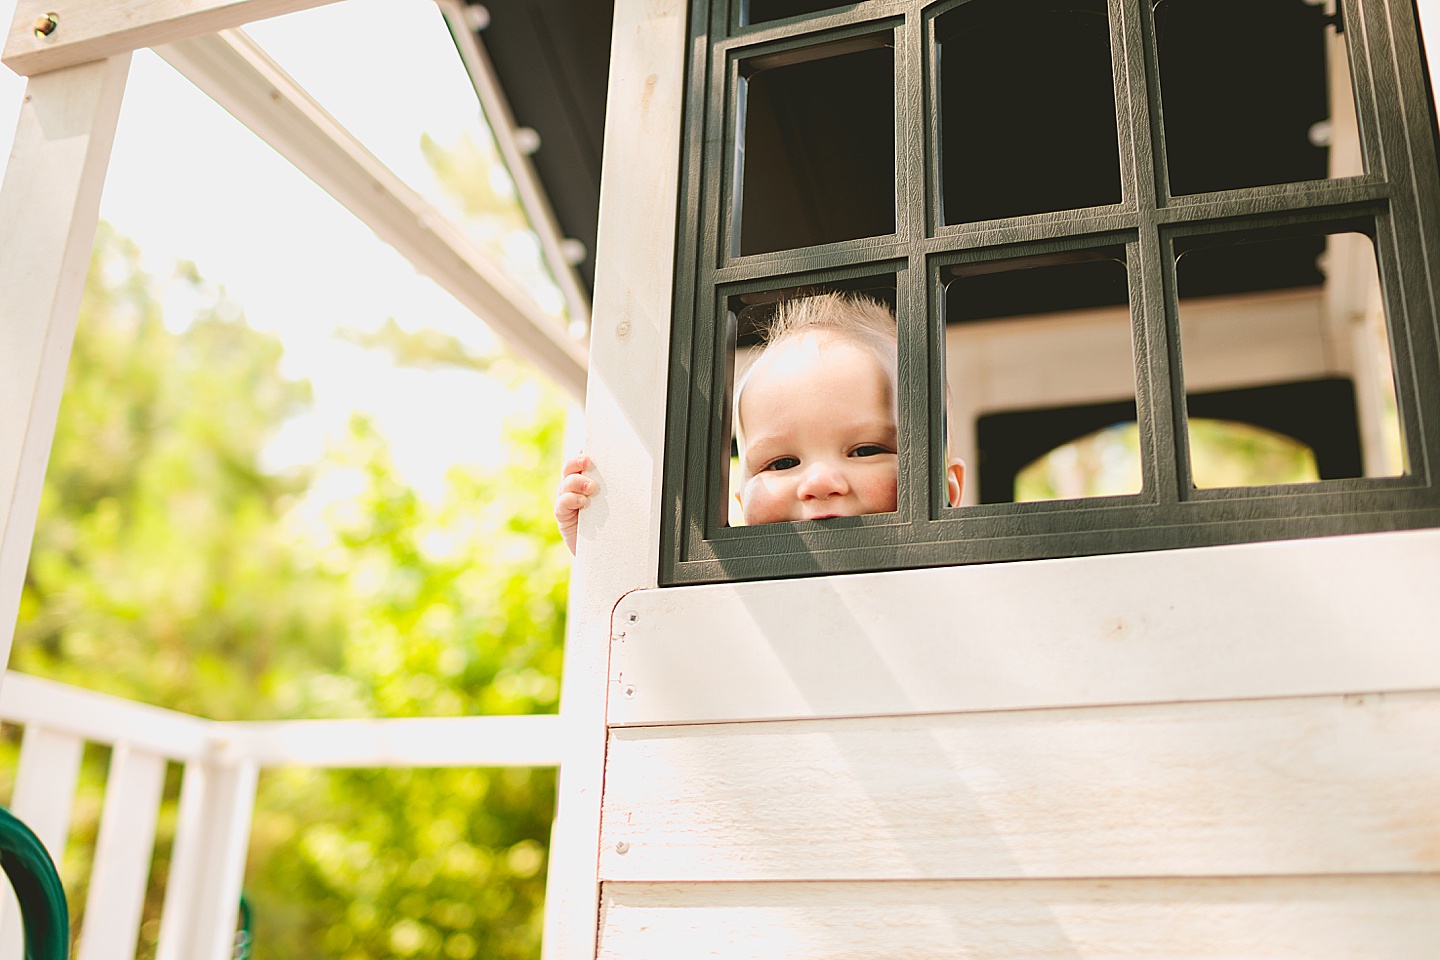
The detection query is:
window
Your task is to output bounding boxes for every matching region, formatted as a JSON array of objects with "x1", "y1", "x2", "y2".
[{"x1": 662, "y1": 0, "x2": 1440, "y2": 585}]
